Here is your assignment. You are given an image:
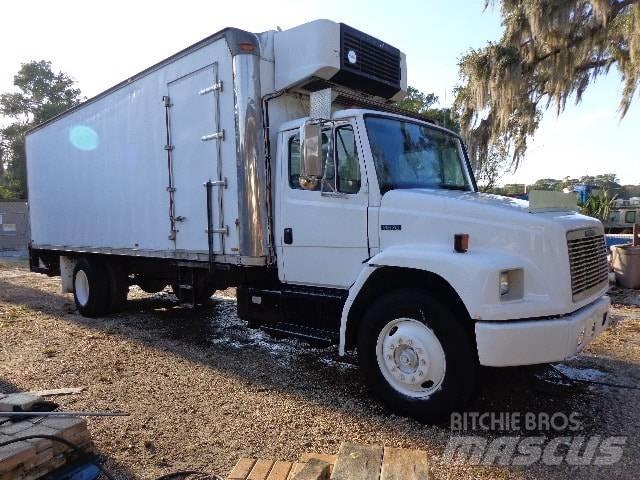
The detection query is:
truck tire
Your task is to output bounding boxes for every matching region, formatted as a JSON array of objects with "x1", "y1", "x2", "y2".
[
  {"x1": 105, "y1": 262, "x2": 128, "y2": 313},
  {"x1": 357, "y1": 288, "x2": 477, "y2": 423},
  {"x1": 73, "y1": 258, "x2": 109, "y2": 317},
  {"x1": 136, "y1": 277, "x2": 168, "y2": 294}
]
